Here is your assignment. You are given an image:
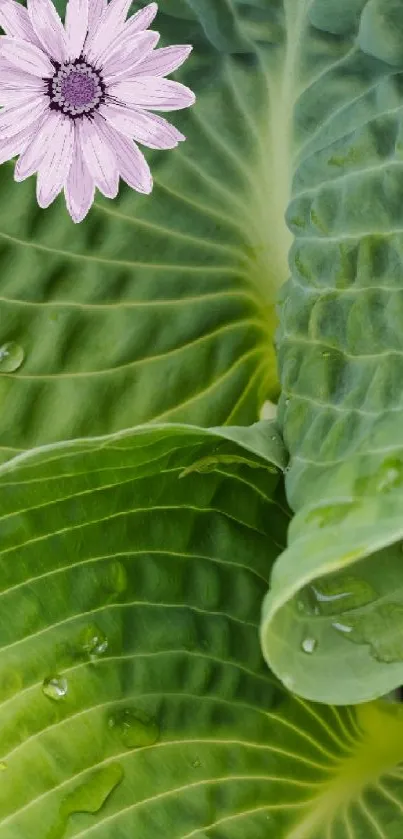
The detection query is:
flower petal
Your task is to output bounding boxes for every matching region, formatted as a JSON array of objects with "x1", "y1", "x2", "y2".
[
  {"x1": 0, "y1": 85, "x2": 43, "y2": 106},
  {"x1": 98, "y1": 14, "x2": 157, "y2": 61},
  {"x1": 0, "y1": 122, "x2": 37, "y2": 165},
  {"x1": 99, "y1": 103, "x2": 185, "y2": 148},
  {"x1": 65, "y1": 128, "x2": 95, "y2": 222},
  {"x1": 27, "y1": 0, "x2": 67, "y2": 63},
  {"x1": 15, "y1": 110, "x2": 60, "y2": 180},
  {"x1": 85, "y1": 0, "x2": 133, "y2": 62},
  {"x1": 0, "y1": 64, "x2": 45, "y2": 104},
  {"x1": 79, "y1": 115, "x2": 119, "y2": 198},
  {"x1": 0, "y1": 94, "x2": 48, "y2": 140},
  {"x1": 102, "y1": 30, "x2": 159, "y2": 83},
  {"x1": 0, "y1": 61, "x2": 46, "y2": 87},
  {"x1": 0, "y1": 0, "x2": 41, "y2": 46},
  {"x1": 86, "y1": 0, "x2": 106, "y2": 40},
  {"x1": 0, "y1": 35, "x2": 54, "y2": 76},
  {"x1": 36, "y1": 114, "x2": 74, "y2": 207},
  {"x1": 97, "y1": 118, "x2": 152, "y2": 193},
  {"x1": 134, "y1": 44, "x2": 192, "y2": 77},
  {"x1": 127, "y1": 2, "x2": 158, "y2": 35},
  {"x1": 108, "y1": 77, "x2": 196, "y2": 111},
  {"x1": 65, "y1": 0, "x2": 89, "y2": 59}
]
